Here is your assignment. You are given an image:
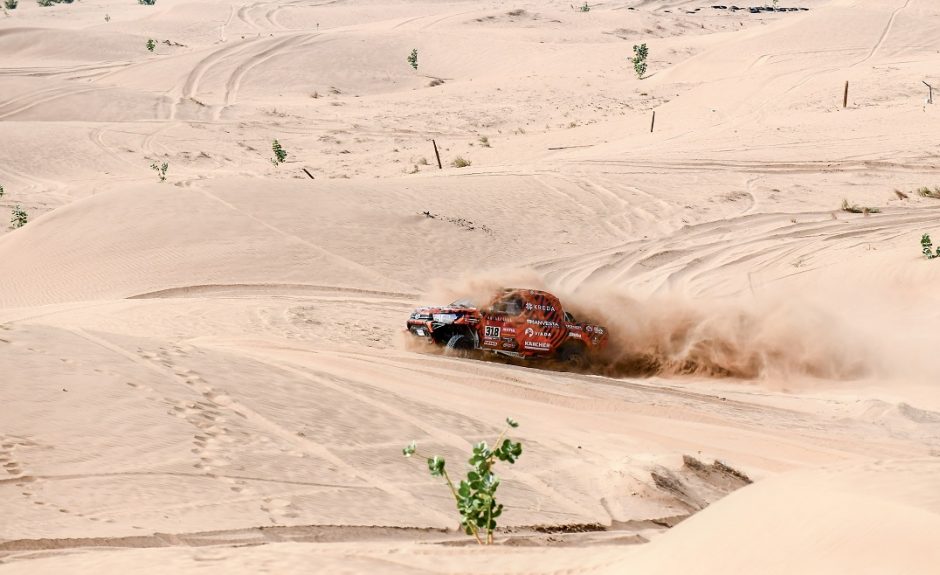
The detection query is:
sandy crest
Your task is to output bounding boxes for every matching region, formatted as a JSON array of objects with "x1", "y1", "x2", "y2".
[{"x1": 1, "y1": 0, "x2": 939, "y2": 572}]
